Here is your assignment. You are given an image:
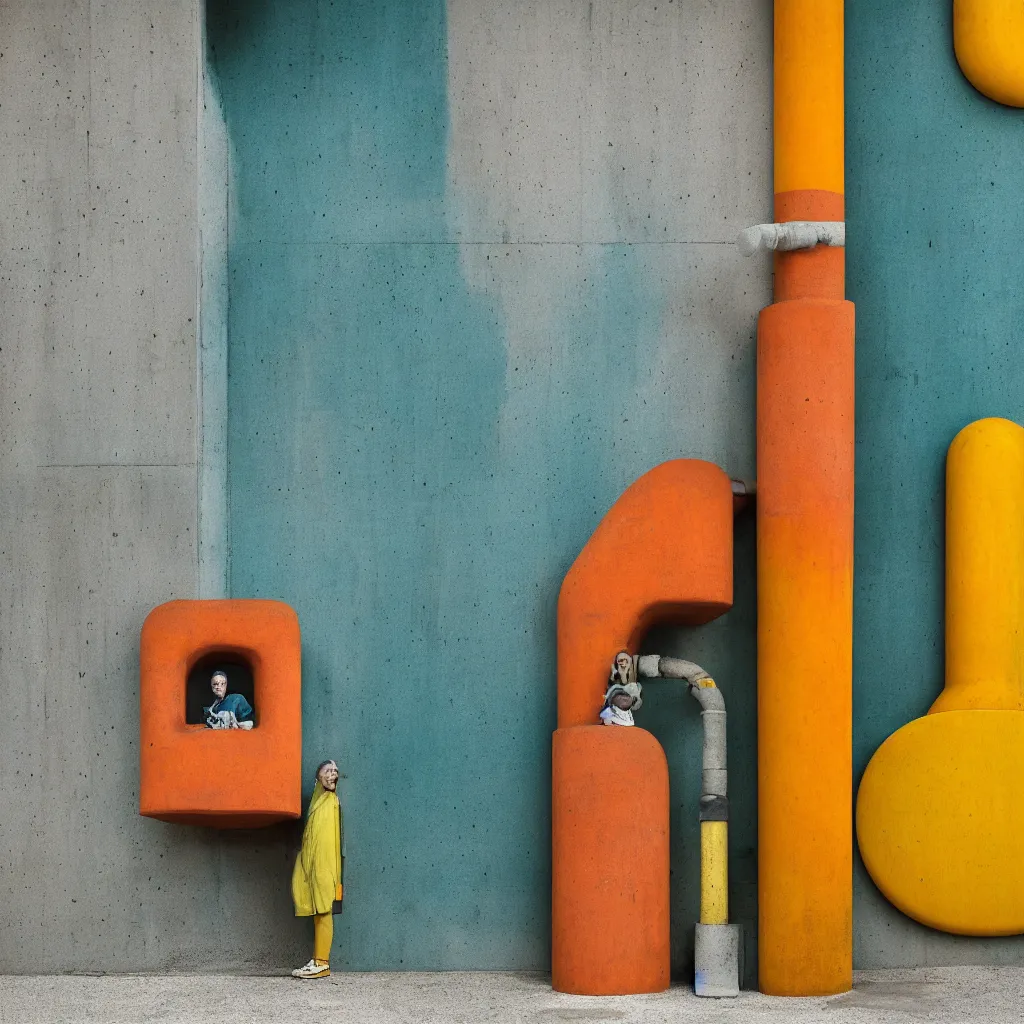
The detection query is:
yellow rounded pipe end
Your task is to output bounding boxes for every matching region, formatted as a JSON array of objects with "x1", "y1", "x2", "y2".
[
  {"x1": 955, "y1": 0, "x2": 1024, "y2": 107},
  {"x1": 774, "y1": 0, "x2": 845, "y2": 196},
  {"x1": 939, "y1": 417, "x2": 1024, "y2": 713}
]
